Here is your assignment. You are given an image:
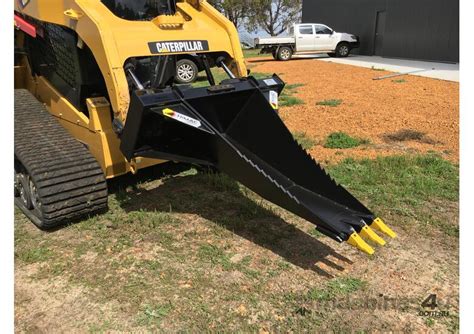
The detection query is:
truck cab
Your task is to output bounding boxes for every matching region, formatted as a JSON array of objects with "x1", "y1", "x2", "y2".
[{"x1": 255, "y1": 23, "x2": 360, "y2": 60}]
